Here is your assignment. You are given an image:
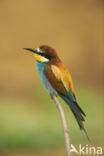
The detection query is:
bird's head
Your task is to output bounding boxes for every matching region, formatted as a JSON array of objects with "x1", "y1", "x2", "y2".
[{"x1": 24, "y1": 45, "x2": 58, "y2": 63}]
